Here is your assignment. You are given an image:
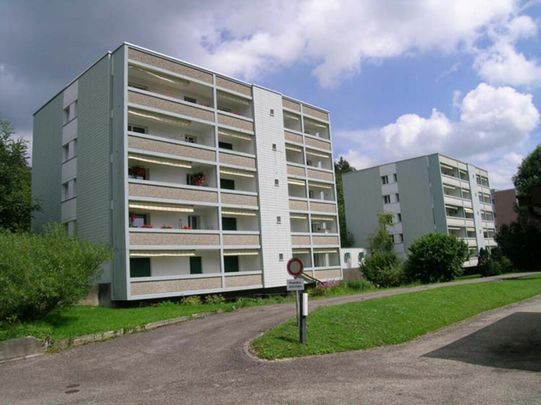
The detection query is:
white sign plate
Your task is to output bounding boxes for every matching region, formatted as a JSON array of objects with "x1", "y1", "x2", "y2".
[{"x1": 287, "y1": 278, "x2": 305, "y2": 291}]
